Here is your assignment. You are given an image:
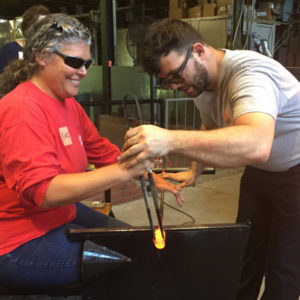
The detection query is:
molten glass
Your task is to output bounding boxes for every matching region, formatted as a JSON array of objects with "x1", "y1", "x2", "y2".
[{"x1": 153, "y1": 227, "x2": 166, "y2": 250}]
